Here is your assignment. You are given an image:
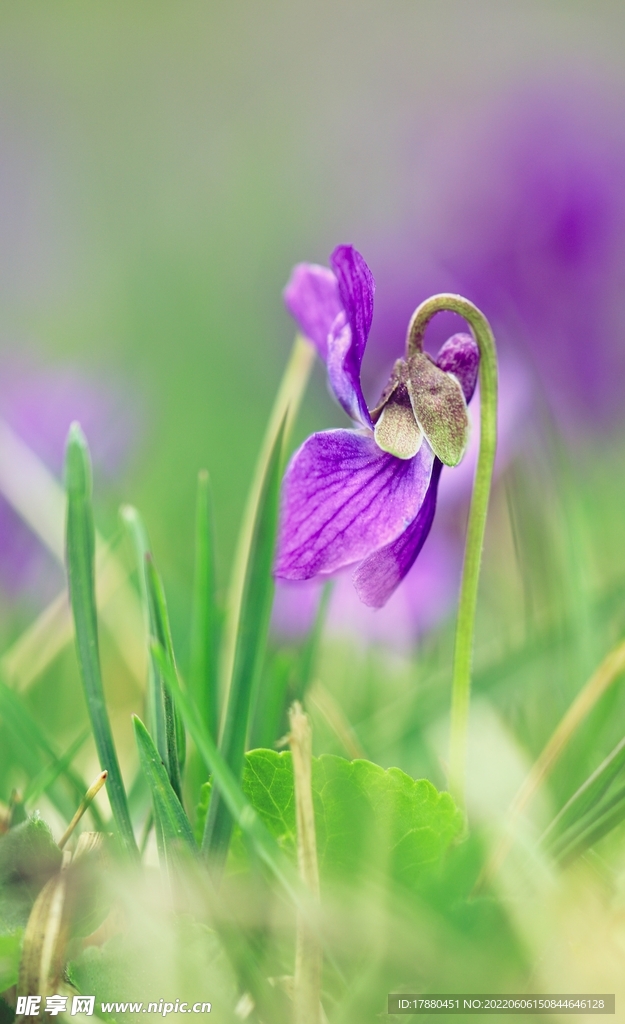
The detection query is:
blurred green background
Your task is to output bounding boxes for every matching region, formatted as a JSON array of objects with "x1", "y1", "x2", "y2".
[
  {"x1": 2, "y1": 0, "x2": 624, "y2": 593},
  {"x1": 3, "y1": 0, "x2": 625, "y2": 814}
]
